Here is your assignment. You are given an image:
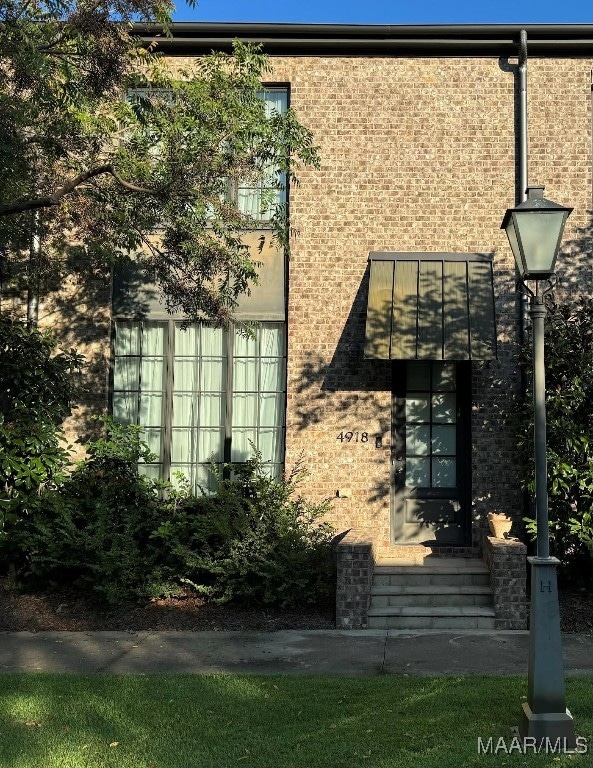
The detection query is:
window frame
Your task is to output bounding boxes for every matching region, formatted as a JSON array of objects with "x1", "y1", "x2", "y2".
[{"x1": 109, "y1": 319, "x2": 287, "y2": 491}]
